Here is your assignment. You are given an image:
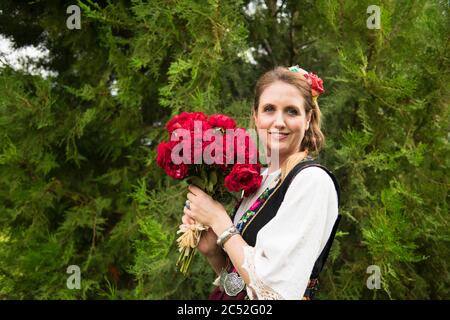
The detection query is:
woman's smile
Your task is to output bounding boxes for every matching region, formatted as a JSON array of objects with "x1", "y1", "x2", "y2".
[{"x1": 269, "y1": 131, "x2": 290, "y2": 141}]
